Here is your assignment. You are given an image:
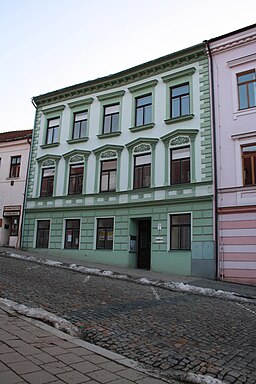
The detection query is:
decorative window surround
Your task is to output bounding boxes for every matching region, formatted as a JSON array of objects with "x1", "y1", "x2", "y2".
[
  {"x1": 227, "y1": 53, "x2": 256, "y2": 68},
  {"x1": 161, "y1": 129, "x2": 198, "y2": 185},
  {"x1": 97, "y1": 90, "x2": 125, "y2": 137},
  {"x1": 63, "y1": 150, "x2": 90, "y2": 195},
  {"x1": 162, "y1": 67, "x2": 196, "y2": 123},
  {"x1": 41, "y1": 105, "x2": 65, "y2": 147},
  {"x1": 128, "y1": 80, "x2": 157, "y2": 132},
  {"x1": 92, "y1": 144, "x2": 124, "y2": 193},
  {"x1": 36, "y1": 154, "x2": 61, "y2": 197},
  {"x1": 125, "y1": 137, "x2": 158, "y2": 190},
  {"x1": 67, "y1": 97, "x2": 93, "y2": 142},
  {"x1": 231, "y1": 131, "x2": 256, "y2": 187}
]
